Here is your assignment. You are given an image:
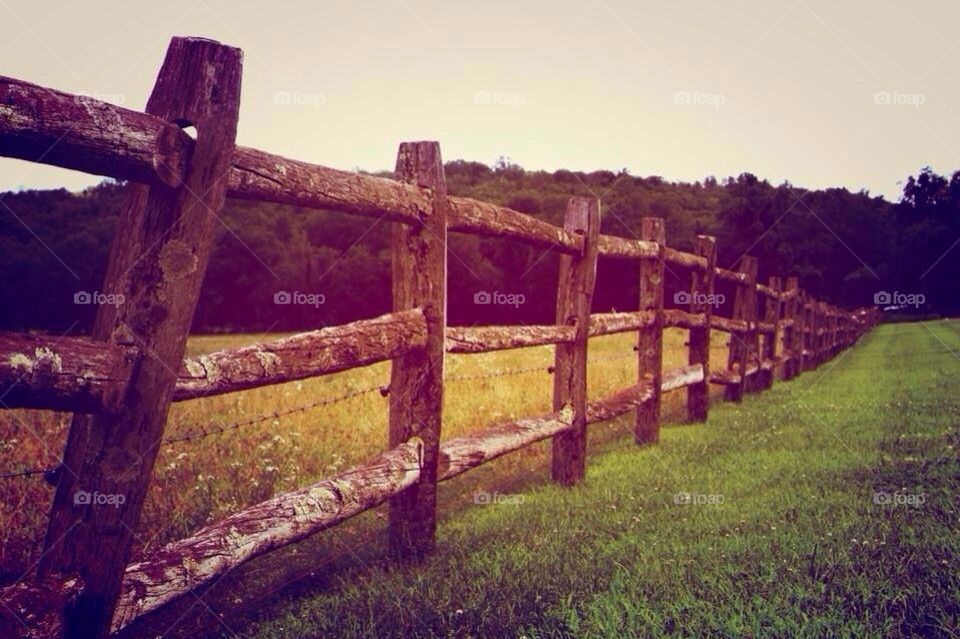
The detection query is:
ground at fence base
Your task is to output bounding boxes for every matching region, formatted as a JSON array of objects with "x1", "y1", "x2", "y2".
[{"x1": 219, "y1": 321, "x2": 959, "y2": 639}]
